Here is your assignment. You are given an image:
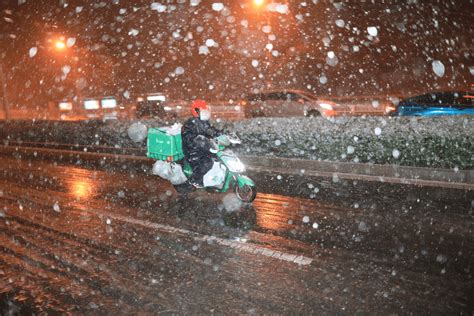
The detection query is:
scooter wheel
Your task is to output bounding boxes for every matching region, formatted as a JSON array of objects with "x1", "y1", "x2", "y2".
[{"x1": 234, "y1": 184, "x2": 257, "y2": 203}]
